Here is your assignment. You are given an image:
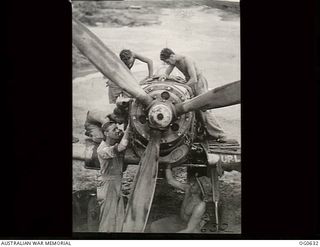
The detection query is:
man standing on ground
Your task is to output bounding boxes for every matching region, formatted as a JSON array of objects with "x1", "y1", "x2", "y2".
[{"x1": 96, "y1": 121, "x2": 131, "y2": 232}]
